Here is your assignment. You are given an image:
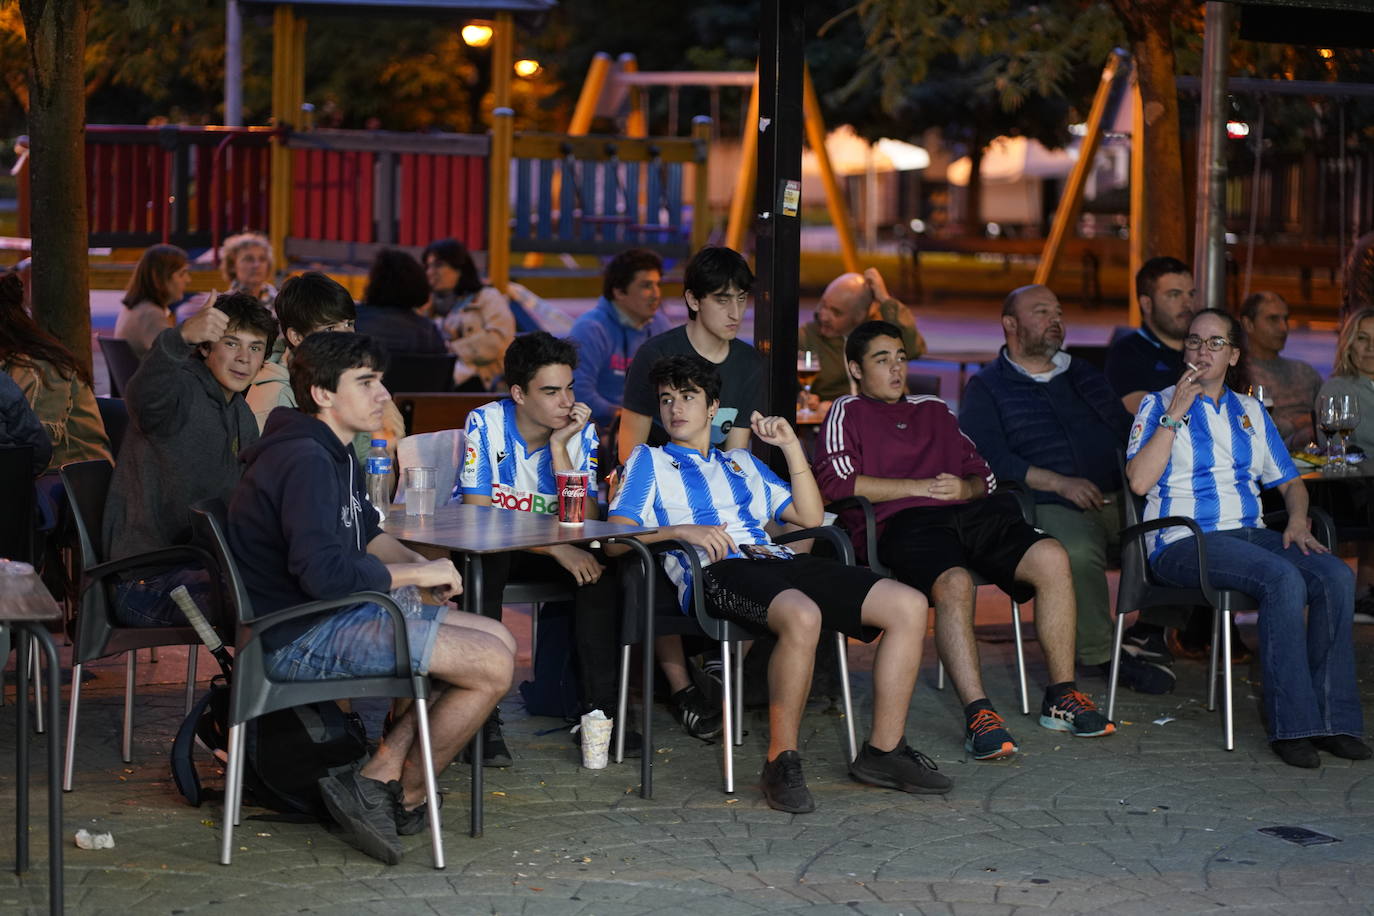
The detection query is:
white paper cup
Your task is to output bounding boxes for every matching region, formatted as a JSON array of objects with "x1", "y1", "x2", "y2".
[{"x1": 579, "y1": 712, "x2": 614, "y2": 769}]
